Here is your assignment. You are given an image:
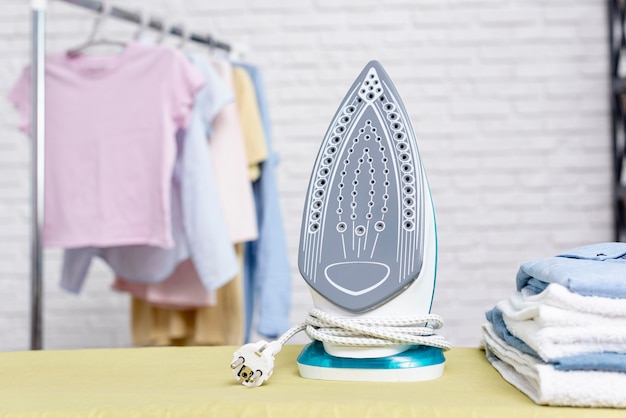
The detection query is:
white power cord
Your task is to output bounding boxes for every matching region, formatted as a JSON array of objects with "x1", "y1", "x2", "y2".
[{"x1": 230, "y1": 308, "x2": 451, "y2": 387}]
